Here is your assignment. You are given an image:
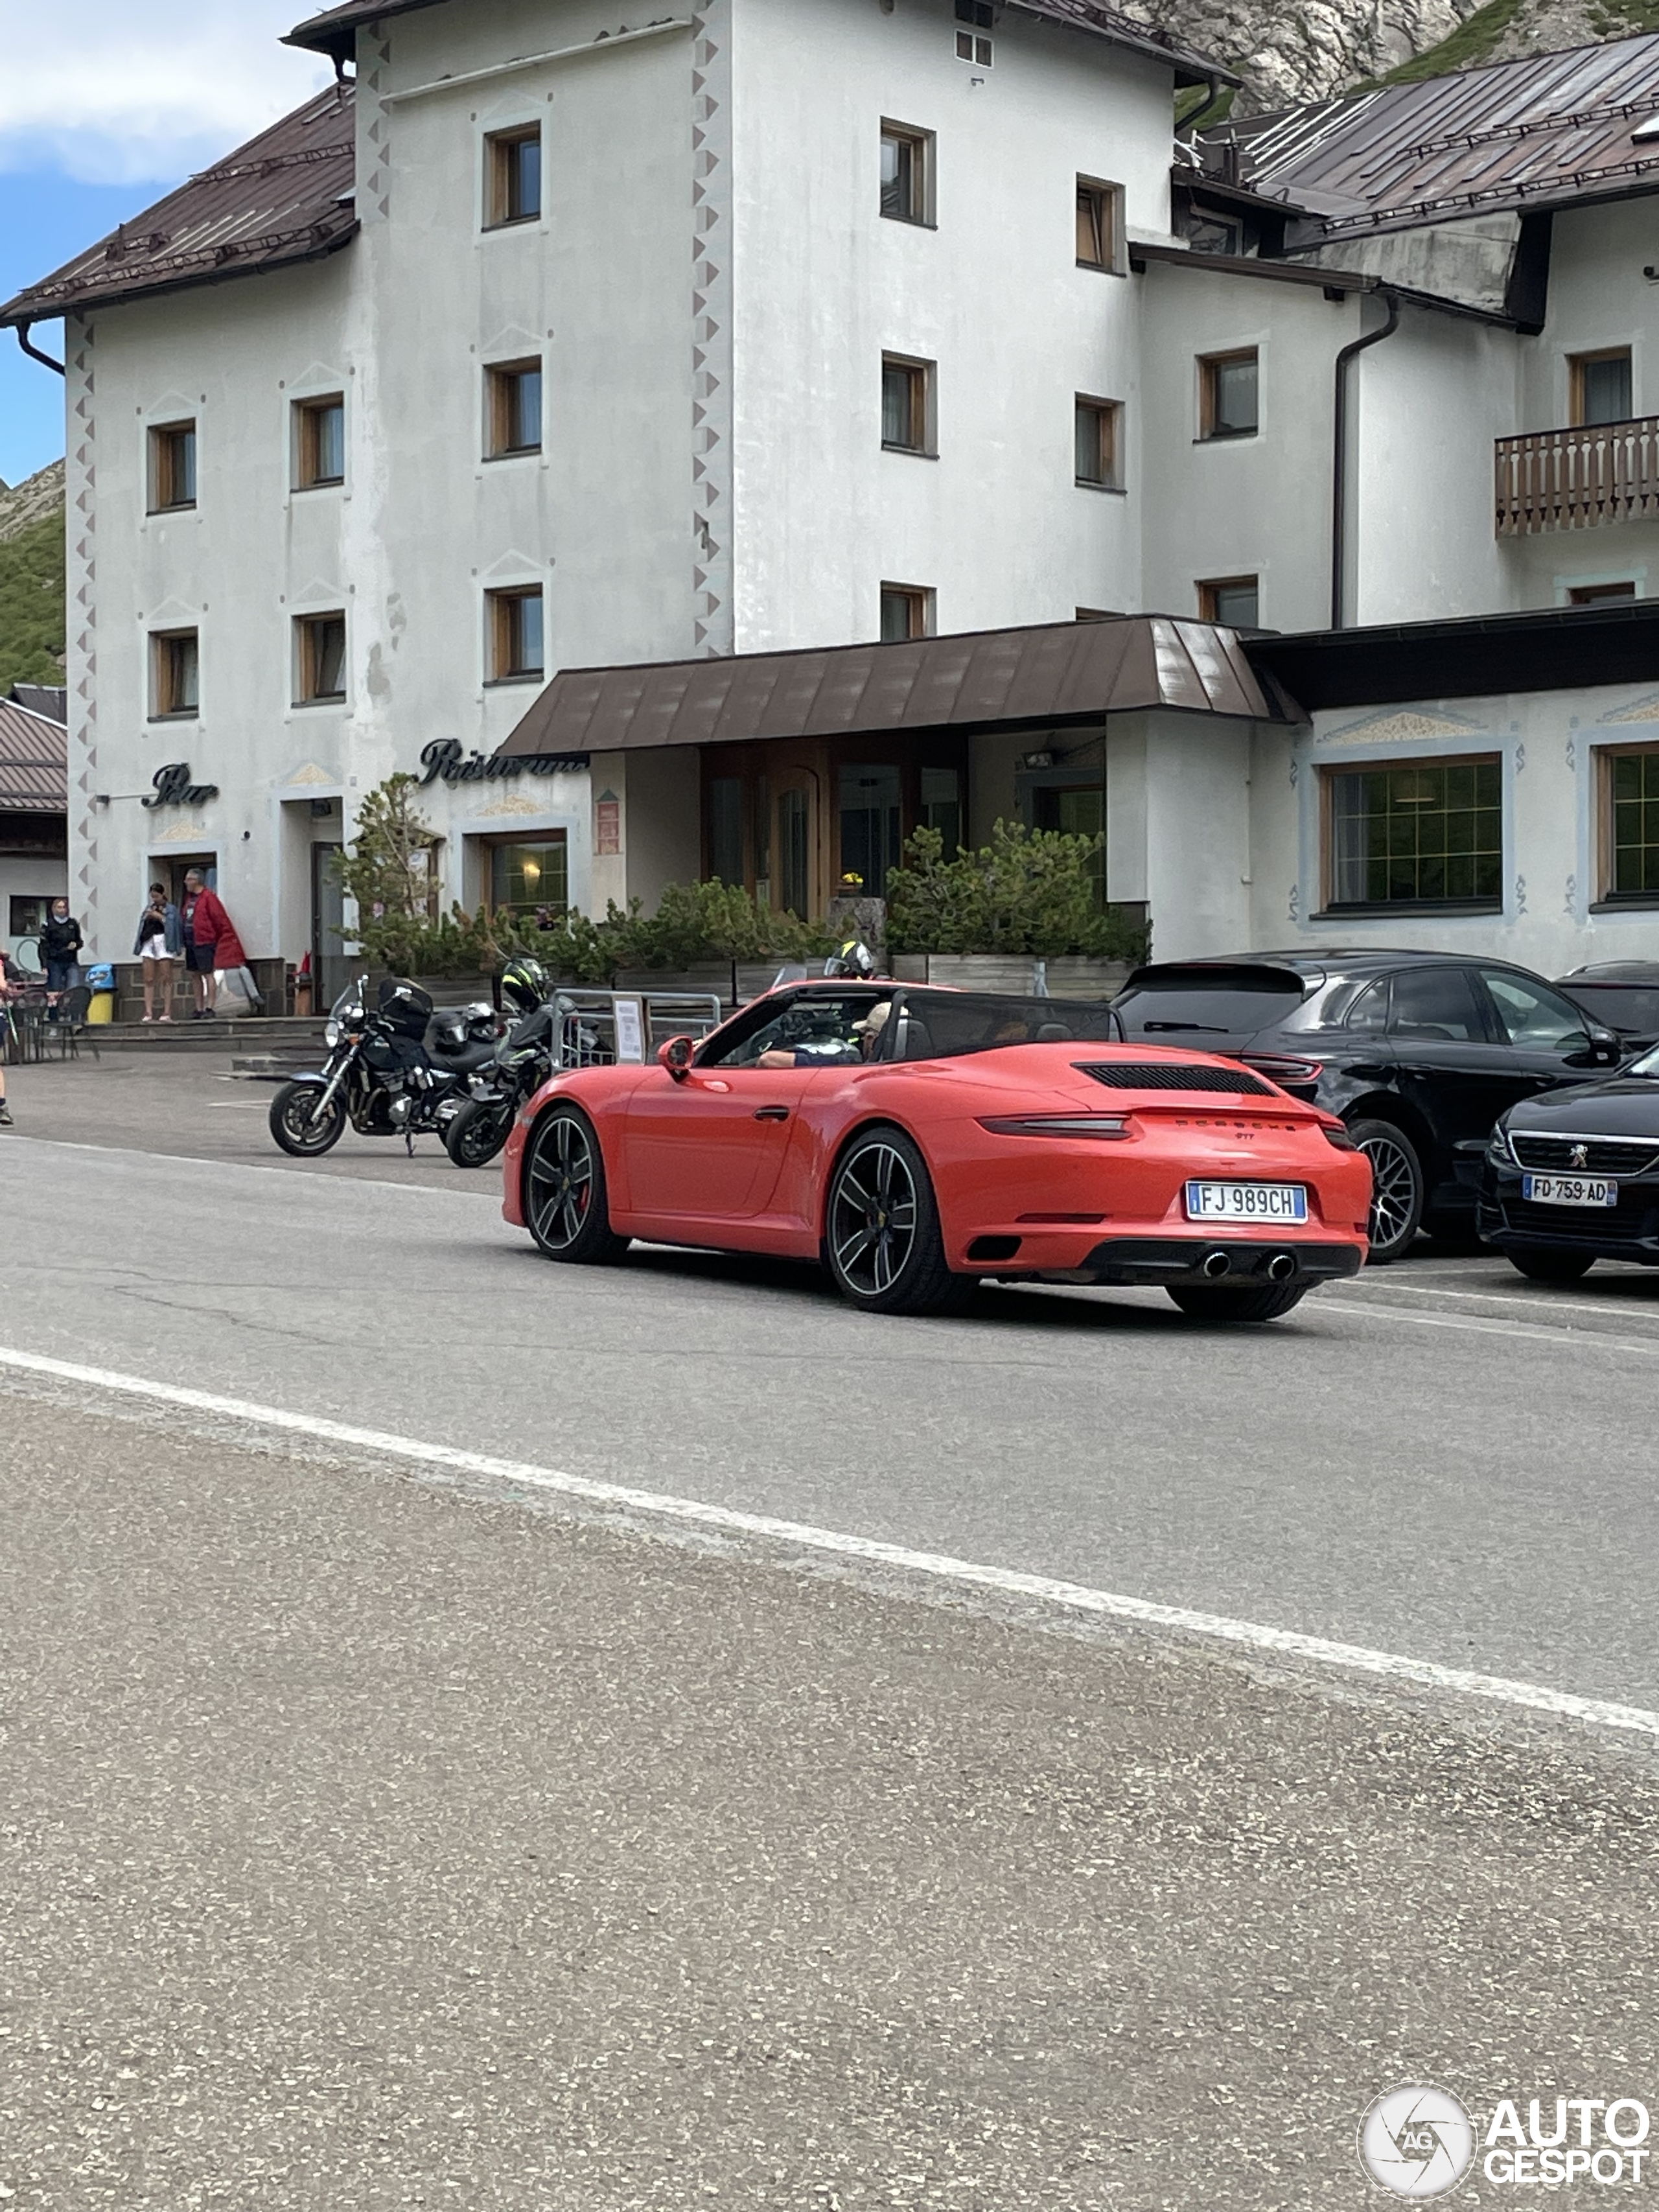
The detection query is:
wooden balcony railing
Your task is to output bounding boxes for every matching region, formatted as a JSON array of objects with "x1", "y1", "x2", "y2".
[{"x1": 1496, "y1": 415, "x2": 1659, "y2": 535}]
